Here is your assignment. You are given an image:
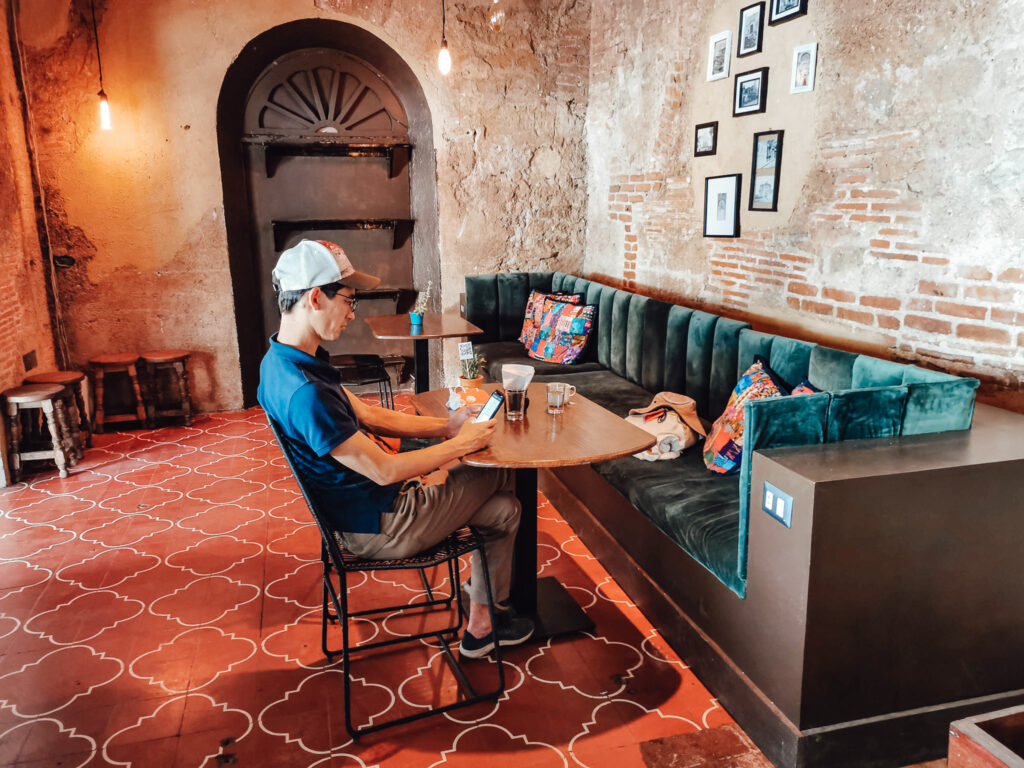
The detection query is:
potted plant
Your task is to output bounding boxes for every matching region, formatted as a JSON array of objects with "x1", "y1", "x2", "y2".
[
  {"x1": 409, "y1": 281, "x2": 431, "y2": 325},
  {"x1": 459, "y1": 350, "x2": 486, "y2": 389}
]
